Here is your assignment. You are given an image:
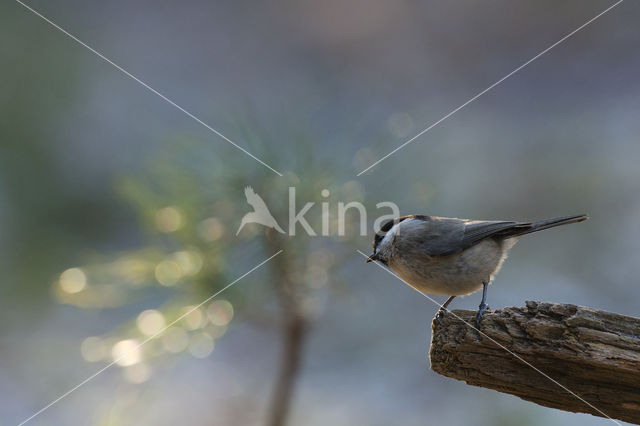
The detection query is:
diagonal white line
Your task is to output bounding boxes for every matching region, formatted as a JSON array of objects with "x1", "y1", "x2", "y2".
[
  {"x1": 15, "y1": 0, "x2": 283, "y2": 177},
  {"x1": 356, "y1": 0, "x2": 625, "y2": 176},
  {"x1": 357, "y1": 250, "x2": 621, "y2": 425},
  {"x1": 18, "y1": 250, "x2": 284, "y2": 426}
]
